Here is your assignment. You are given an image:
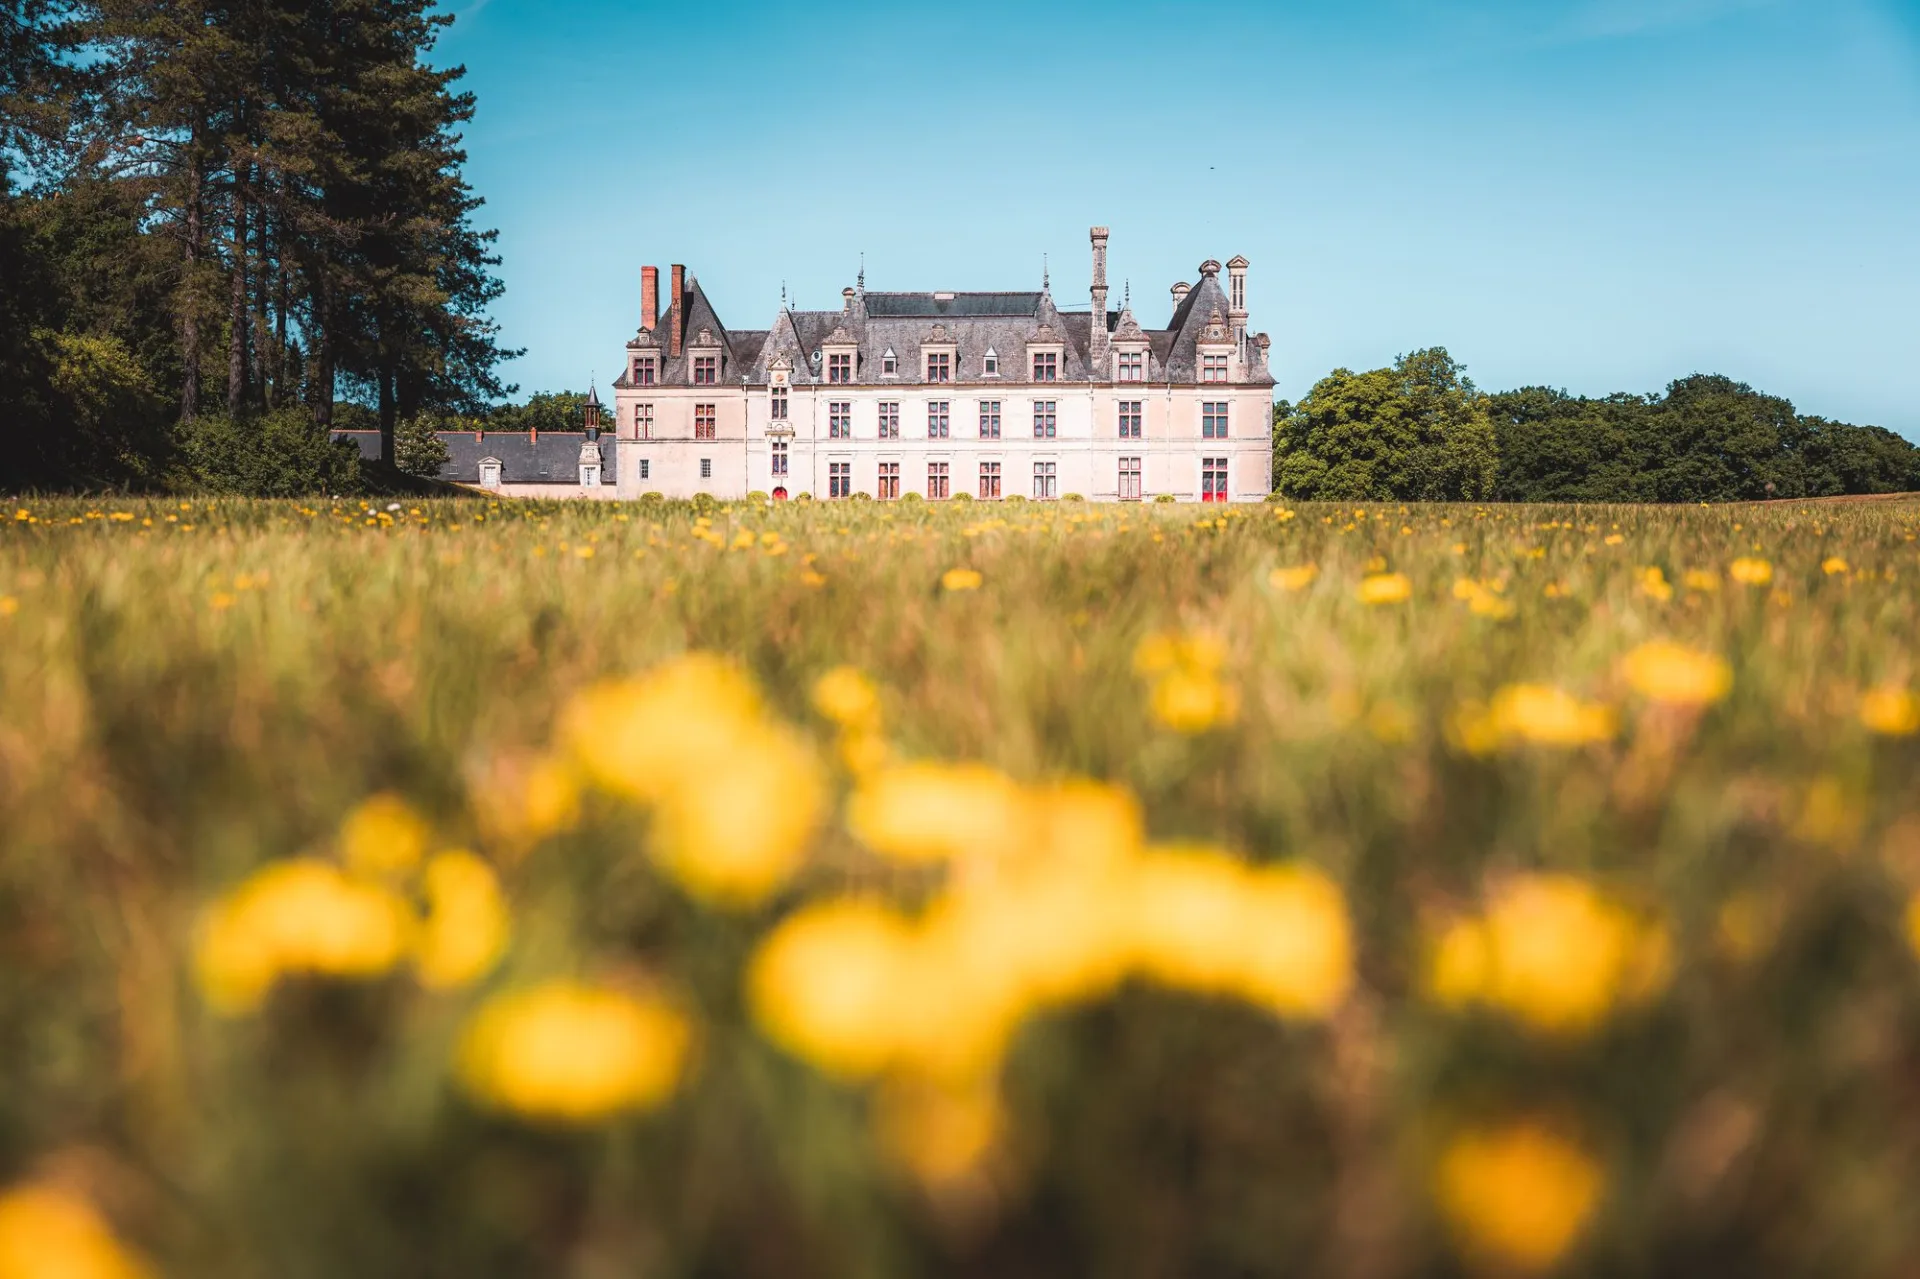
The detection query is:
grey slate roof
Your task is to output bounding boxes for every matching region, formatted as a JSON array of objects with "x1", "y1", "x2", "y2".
[
  {"x1": 864, "y1": 292, "x2": 1043, "y2": 318},
  {"x1": 330, "y1": 431, "x2": 614, "y2": 485}
]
